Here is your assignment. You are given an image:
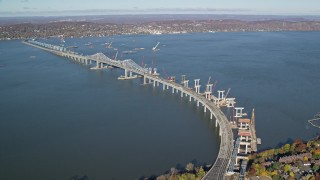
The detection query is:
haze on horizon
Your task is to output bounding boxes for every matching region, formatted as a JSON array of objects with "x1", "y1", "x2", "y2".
[{"x1": 1, "y1": 0, "x2": 320, "y2": 17}]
